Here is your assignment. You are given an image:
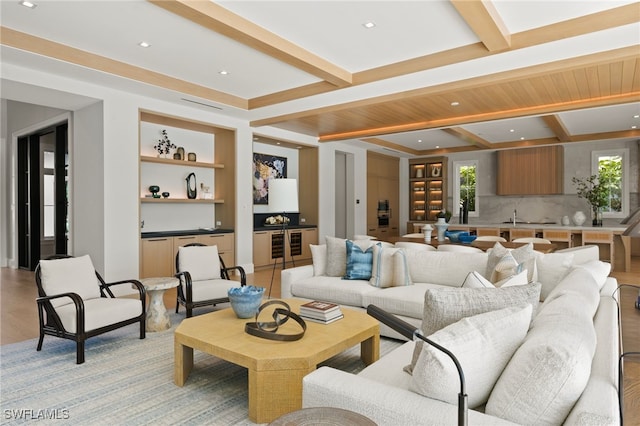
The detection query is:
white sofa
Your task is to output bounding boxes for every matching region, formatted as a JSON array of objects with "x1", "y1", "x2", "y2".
[{"x1": 281, "y1": 241, "x2": 620, "y2": 425}]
